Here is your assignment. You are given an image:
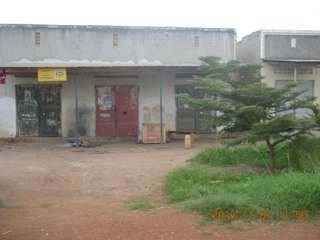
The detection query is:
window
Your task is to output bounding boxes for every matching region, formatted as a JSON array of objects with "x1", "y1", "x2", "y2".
[
  {"x1": 275, "y1": 80, "x2": 314, "y2": 118},
  {"x1": 274, "y1": 68, "x2": 313, "y2": 74}
]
